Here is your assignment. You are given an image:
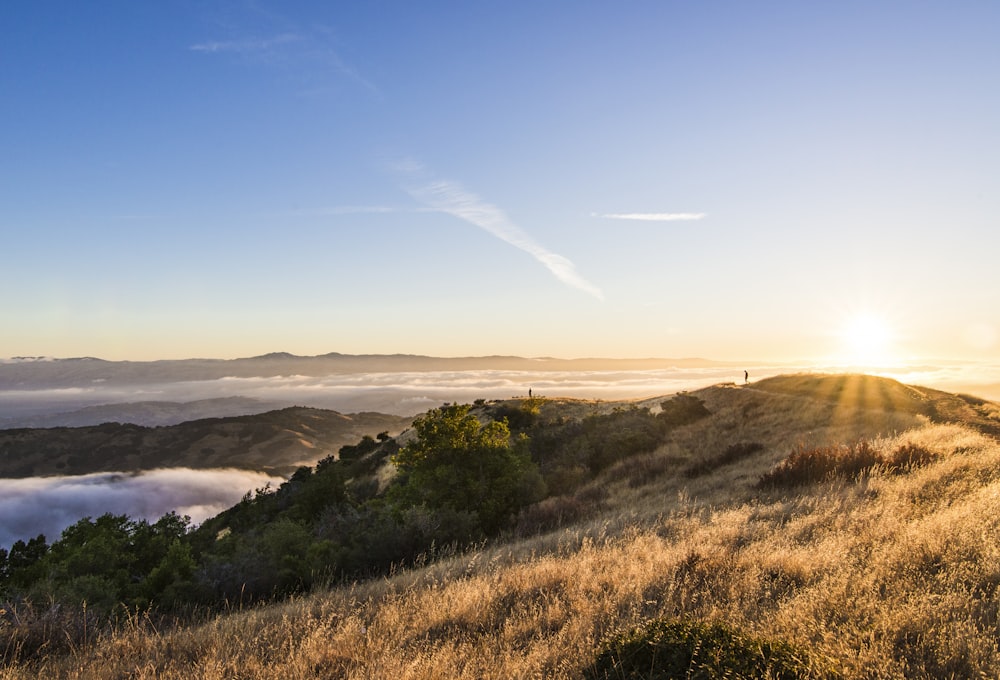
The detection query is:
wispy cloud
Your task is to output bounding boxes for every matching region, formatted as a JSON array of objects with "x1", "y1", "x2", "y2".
[
  {"x1": 189, "y1": 24, "x2": 376, "y2": 92},
  {"x1": 404, "y1": 171, "x2": 604, "y2": 300},
  {"x1": 189, "y1": 32, "x2": 302, "y2": 54},
  {"x1": 296, "y1": 205, "x2": 398, "y2": 216},
  {"x1": 594, "y1": 212, "x2": 707, "y2": 221}
]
